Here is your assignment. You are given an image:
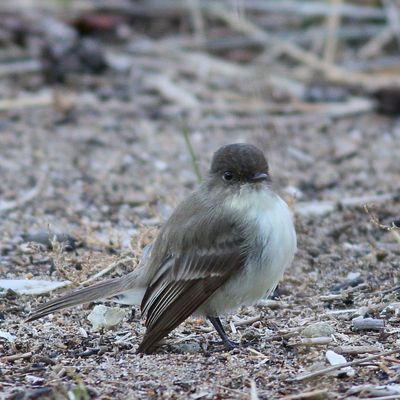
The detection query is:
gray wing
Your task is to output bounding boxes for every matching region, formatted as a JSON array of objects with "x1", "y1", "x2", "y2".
[{"x1": 137, "y1": 225, "x2": 247, "y2": 353}]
